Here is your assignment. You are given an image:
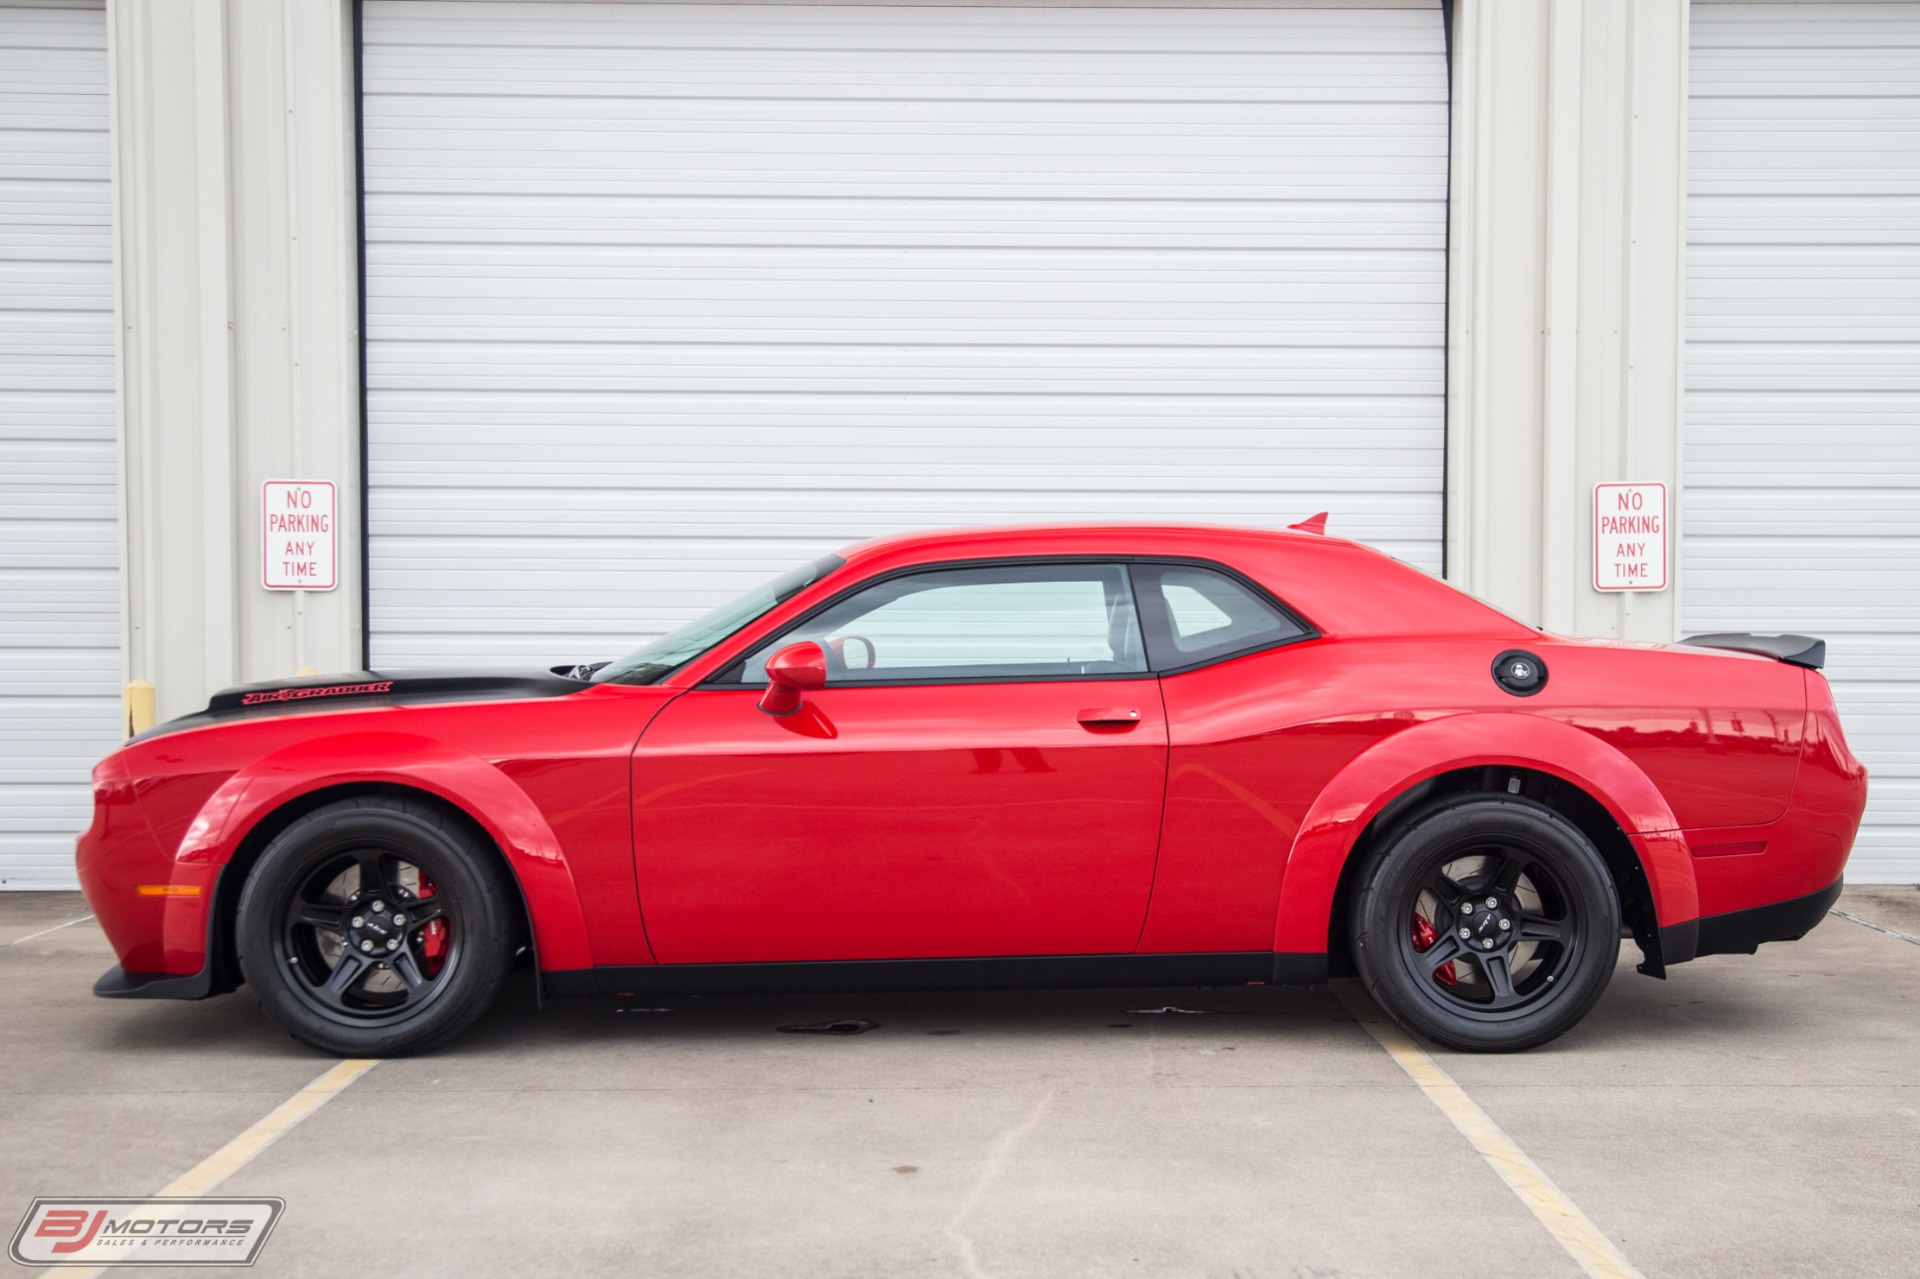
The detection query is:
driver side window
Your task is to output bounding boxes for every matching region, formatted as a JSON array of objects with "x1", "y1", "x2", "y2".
[{"x1": 735, "y1": 563, "x2": 1147, "y2": 683}]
